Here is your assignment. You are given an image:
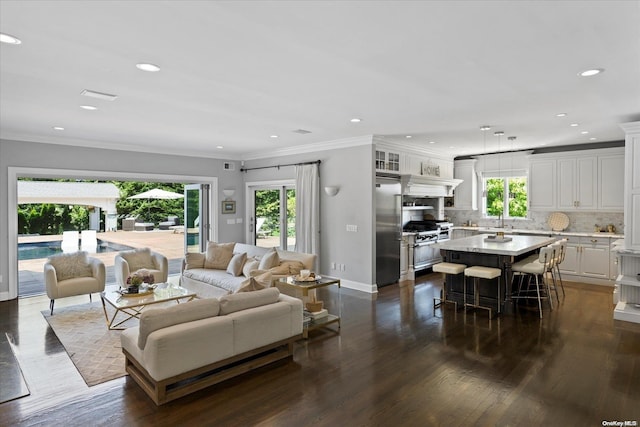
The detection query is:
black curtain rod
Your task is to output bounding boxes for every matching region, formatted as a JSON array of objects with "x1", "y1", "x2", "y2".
[{"x1": 240, "y1": 160, "x2": 321, "y2": 173}]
